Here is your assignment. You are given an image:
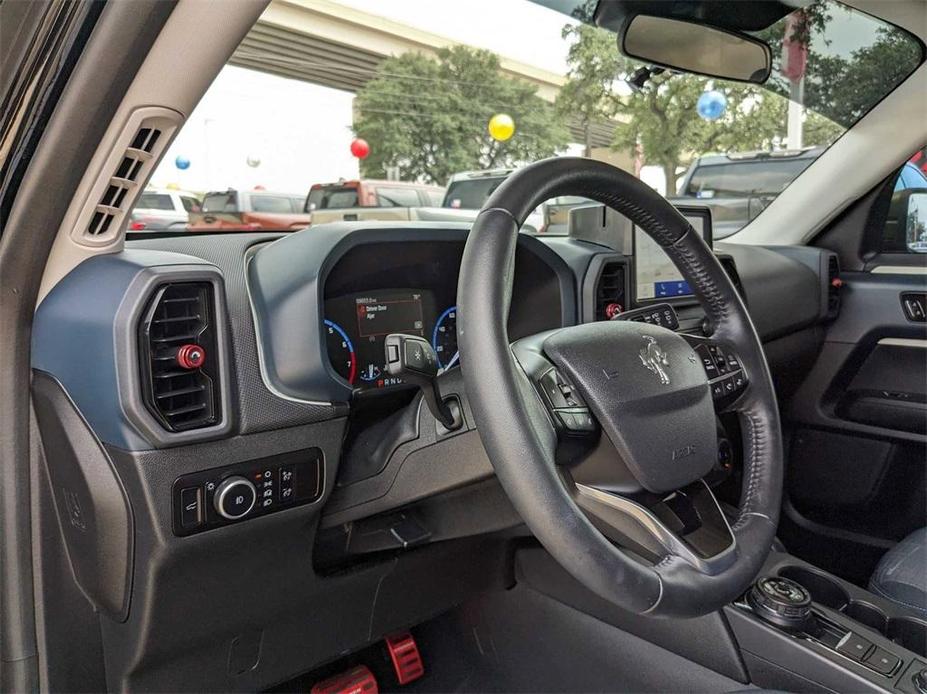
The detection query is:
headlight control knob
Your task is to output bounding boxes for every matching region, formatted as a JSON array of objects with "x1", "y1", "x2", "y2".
[{"x1": 214, "y1": 476, "x2": 257, "y2": 520}]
